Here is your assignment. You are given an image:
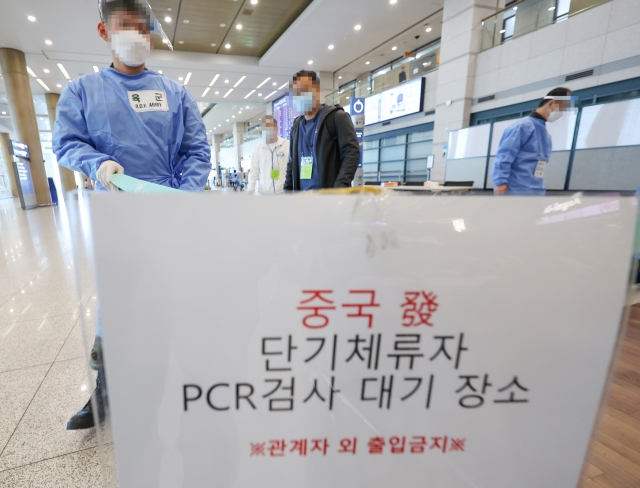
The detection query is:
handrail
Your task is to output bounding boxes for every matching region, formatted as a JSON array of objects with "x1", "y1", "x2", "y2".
[{"x1": 481, "y1": 0, "x2": 527, "y2": 23}]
